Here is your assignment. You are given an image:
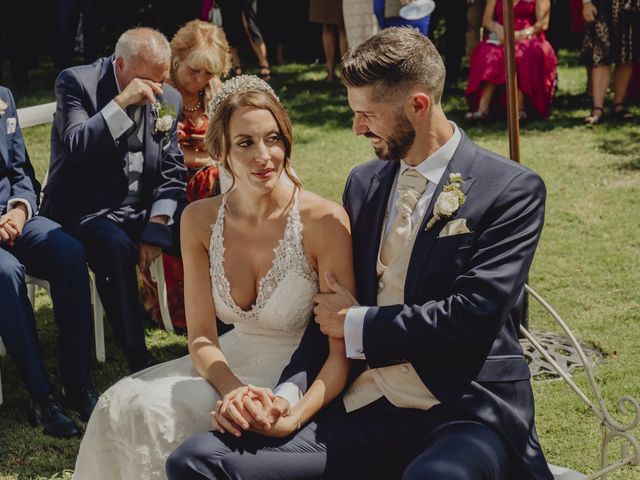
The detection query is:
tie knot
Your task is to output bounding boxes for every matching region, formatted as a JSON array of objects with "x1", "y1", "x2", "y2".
[{"x1": 395, "y1": 169, "x2": 427, "y2": 215}]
